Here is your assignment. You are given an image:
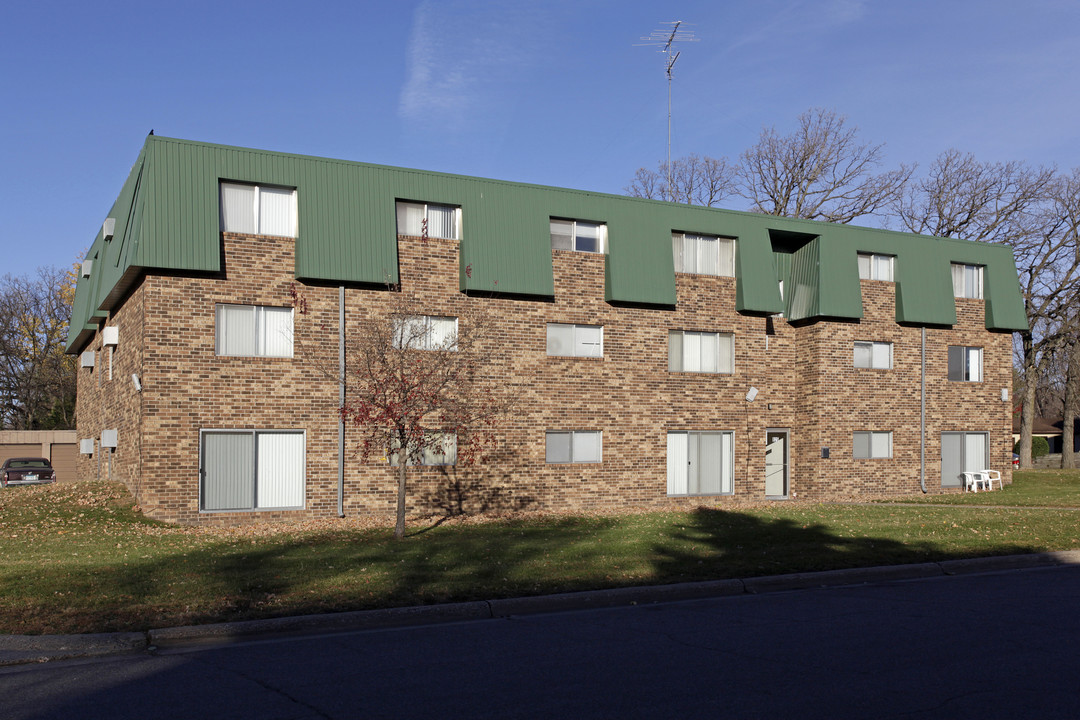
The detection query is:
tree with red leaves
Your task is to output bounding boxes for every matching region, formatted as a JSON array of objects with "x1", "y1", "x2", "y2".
[{"x1": 307, "y1": 287, "x2": 509, "y2": 539}]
